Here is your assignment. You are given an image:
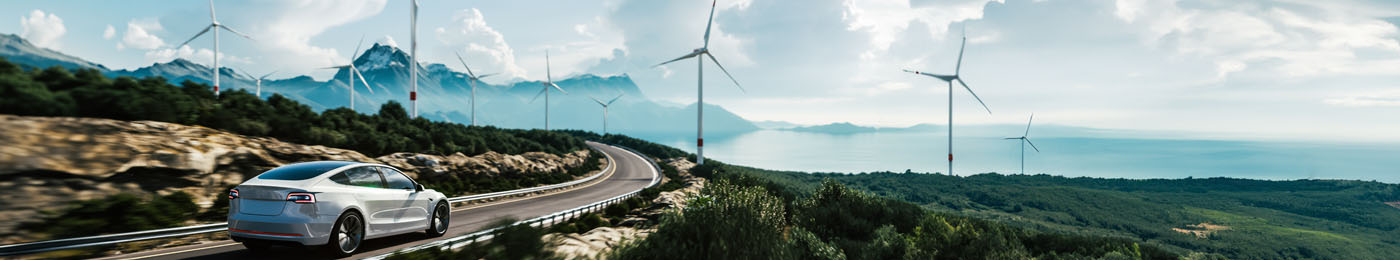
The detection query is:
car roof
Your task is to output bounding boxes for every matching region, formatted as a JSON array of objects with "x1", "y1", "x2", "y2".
[{"x1": 284, "y1": 160, "x2": 363, "y2": 169}]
